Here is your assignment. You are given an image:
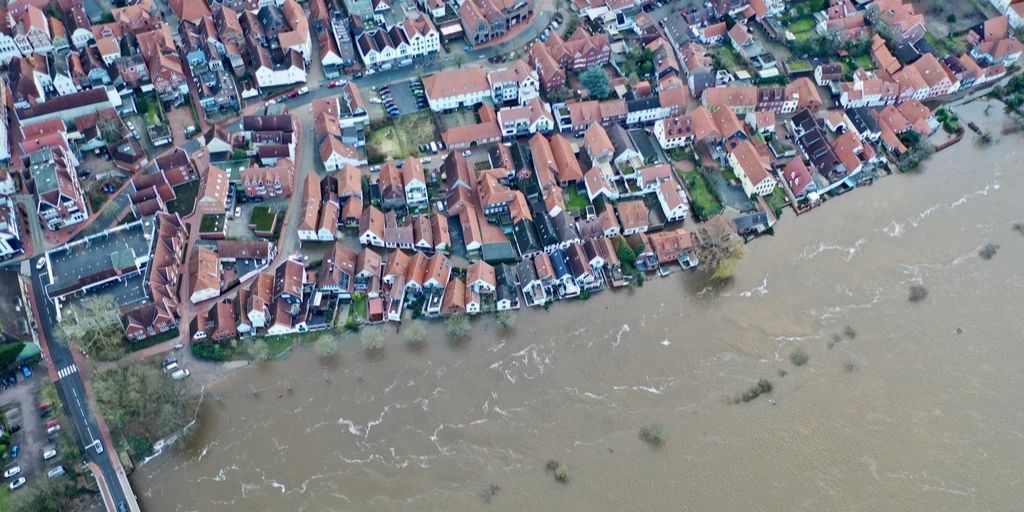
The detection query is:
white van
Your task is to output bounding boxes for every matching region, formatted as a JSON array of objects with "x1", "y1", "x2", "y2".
[{"x1": 171, "y1": 369, "x2": 191, "y2": 380}]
